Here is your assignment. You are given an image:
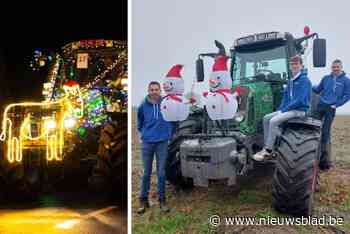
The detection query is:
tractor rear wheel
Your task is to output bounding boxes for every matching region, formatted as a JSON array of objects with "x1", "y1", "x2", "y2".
[
  {"x1": 272, "y1": 126, "x2": 320, "y2": 216},
  {"x1": 88, "y1": 119, "x2": 127, "y2": 199},
  {"x1": 1, "y1": 162, "x2": 43, "y2": 201}
]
